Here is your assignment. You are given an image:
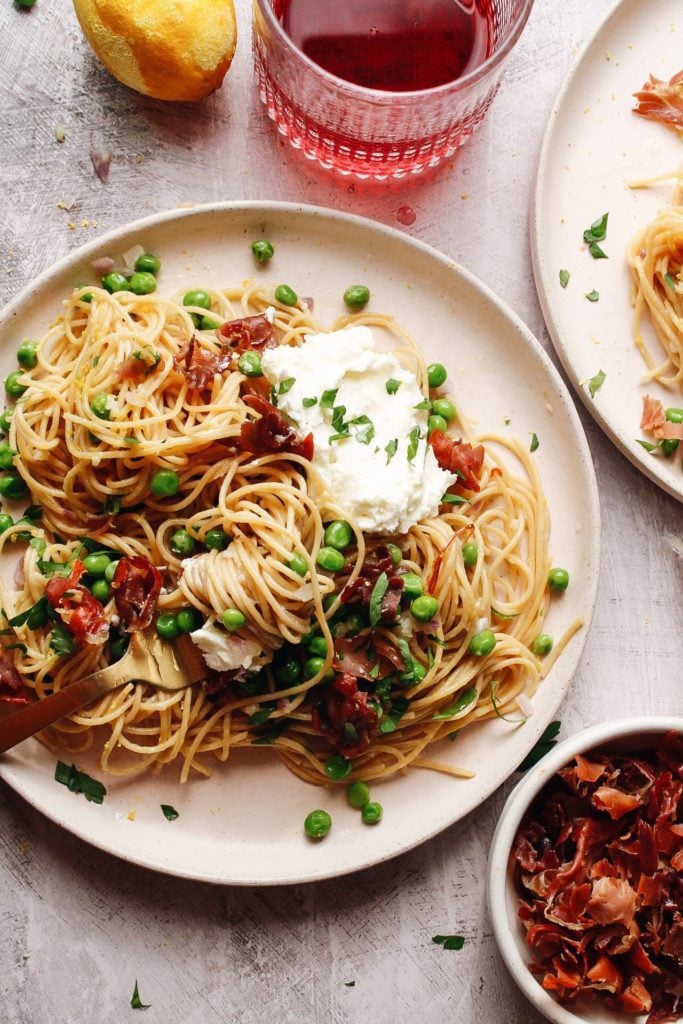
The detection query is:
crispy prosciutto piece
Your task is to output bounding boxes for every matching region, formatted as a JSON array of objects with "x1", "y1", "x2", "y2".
[
  {"x1": 0, "y1": 650, "x2": 31, "y2": 706},
  {"x1": 111, "y1": 556, "x2": 162, "y2": 631},
  {"x1": 512, "y1": 731, "x2": 683, "y2": 1022},
  {"x1": 174, "y1": 336, "x2": 232, "y2": 391},
  {"x1": 633, "y1": 71, "x2": 683, "y2": 136},
  {"x1": 217, "y1": 314, "x2": 276, "y2": 355},
  {"x1": 238, "y1": 395, "x2": 314, "y2": 461},
  {"x1": 311, "y1": 671, "x2": 378, "y2": 759},
  {"x1": 45, "y1": 559, "x2": 109, "y2": 646},
  {"x1": 428, "y1": 430, "x2": 485, "y2": 491},
  {"x1": 333, "y1": 635, "x2": 406, "y2": 681},
  {"x1": 340, "y1": 545, "x2": 404, "y2": 623}
]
